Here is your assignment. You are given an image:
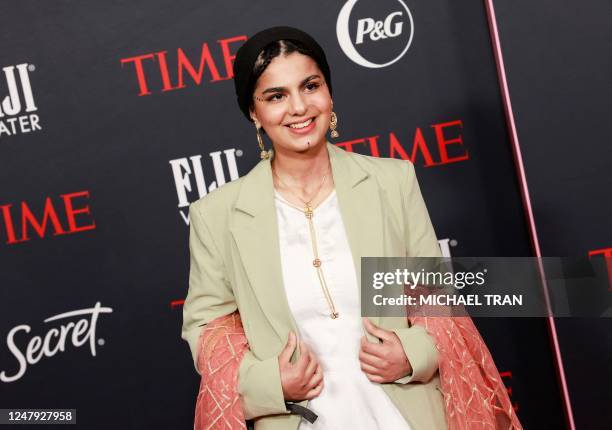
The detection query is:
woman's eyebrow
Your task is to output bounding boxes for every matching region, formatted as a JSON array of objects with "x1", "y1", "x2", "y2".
[{"x1": 261, "y1": 74, "x2": 321, "y2": 94}]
